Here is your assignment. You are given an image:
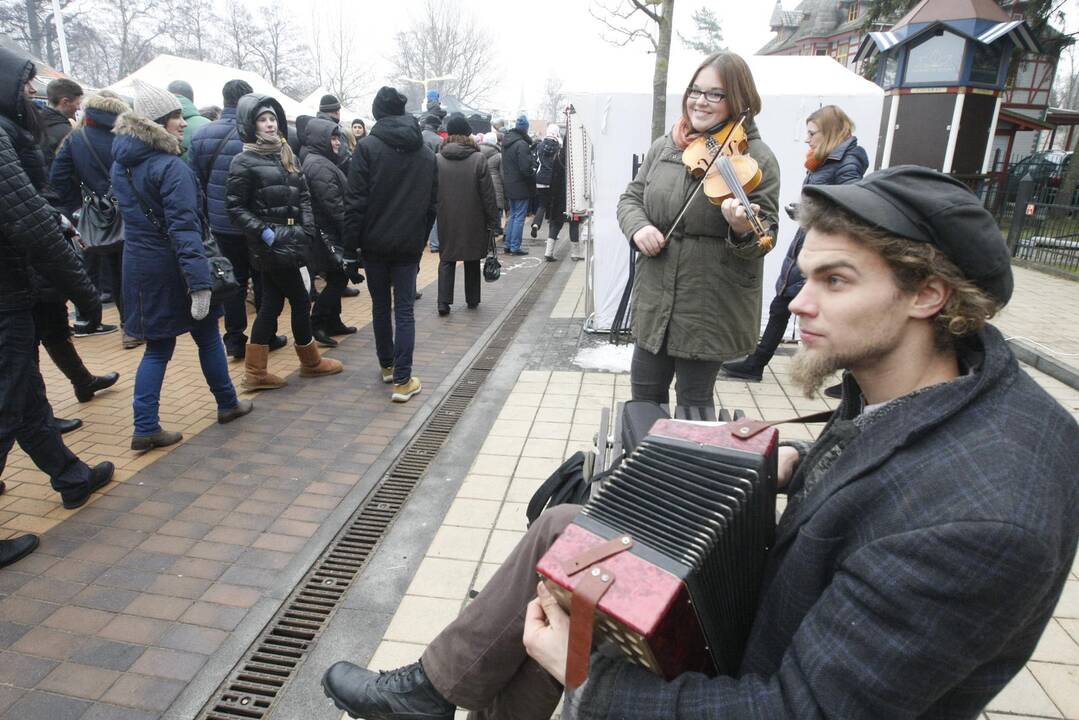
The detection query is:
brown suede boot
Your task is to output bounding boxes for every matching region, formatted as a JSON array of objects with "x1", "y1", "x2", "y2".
[
  {"x1": 296, "y1": 340, "x2": 343, "y2": 378},
  {"x1": 242, "y1": 343, "x2": 287, "y2": 390}
]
